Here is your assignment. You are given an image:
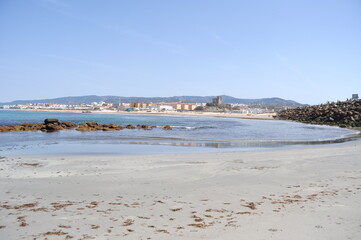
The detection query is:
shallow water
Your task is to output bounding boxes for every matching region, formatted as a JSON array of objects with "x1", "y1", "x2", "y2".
[{"x1": 0, "y1": 110, "x2": 359, "y2": 155}]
